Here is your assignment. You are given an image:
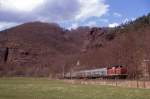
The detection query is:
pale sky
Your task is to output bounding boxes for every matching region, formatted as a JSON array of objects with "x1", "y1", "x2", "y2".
[{"x1": 0, "y1": 0, "x2": 149, "y2": 31}]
